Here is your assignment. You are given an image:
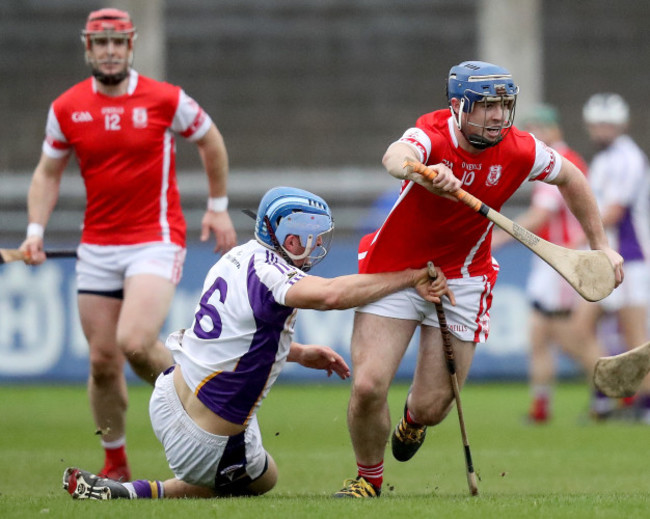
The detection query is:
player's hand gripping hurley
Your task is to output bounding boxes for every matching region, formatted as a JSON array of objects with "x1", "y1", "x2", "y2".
[
  {"x1": 0, "y1": 248, "x2": 77, "y2": 265},
  {"x1": 404, "y1": 160, "x2": 615, "y2": 303},
  {"x1": 428, "y1": 262, "x2": 479, "y2": 497}
]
